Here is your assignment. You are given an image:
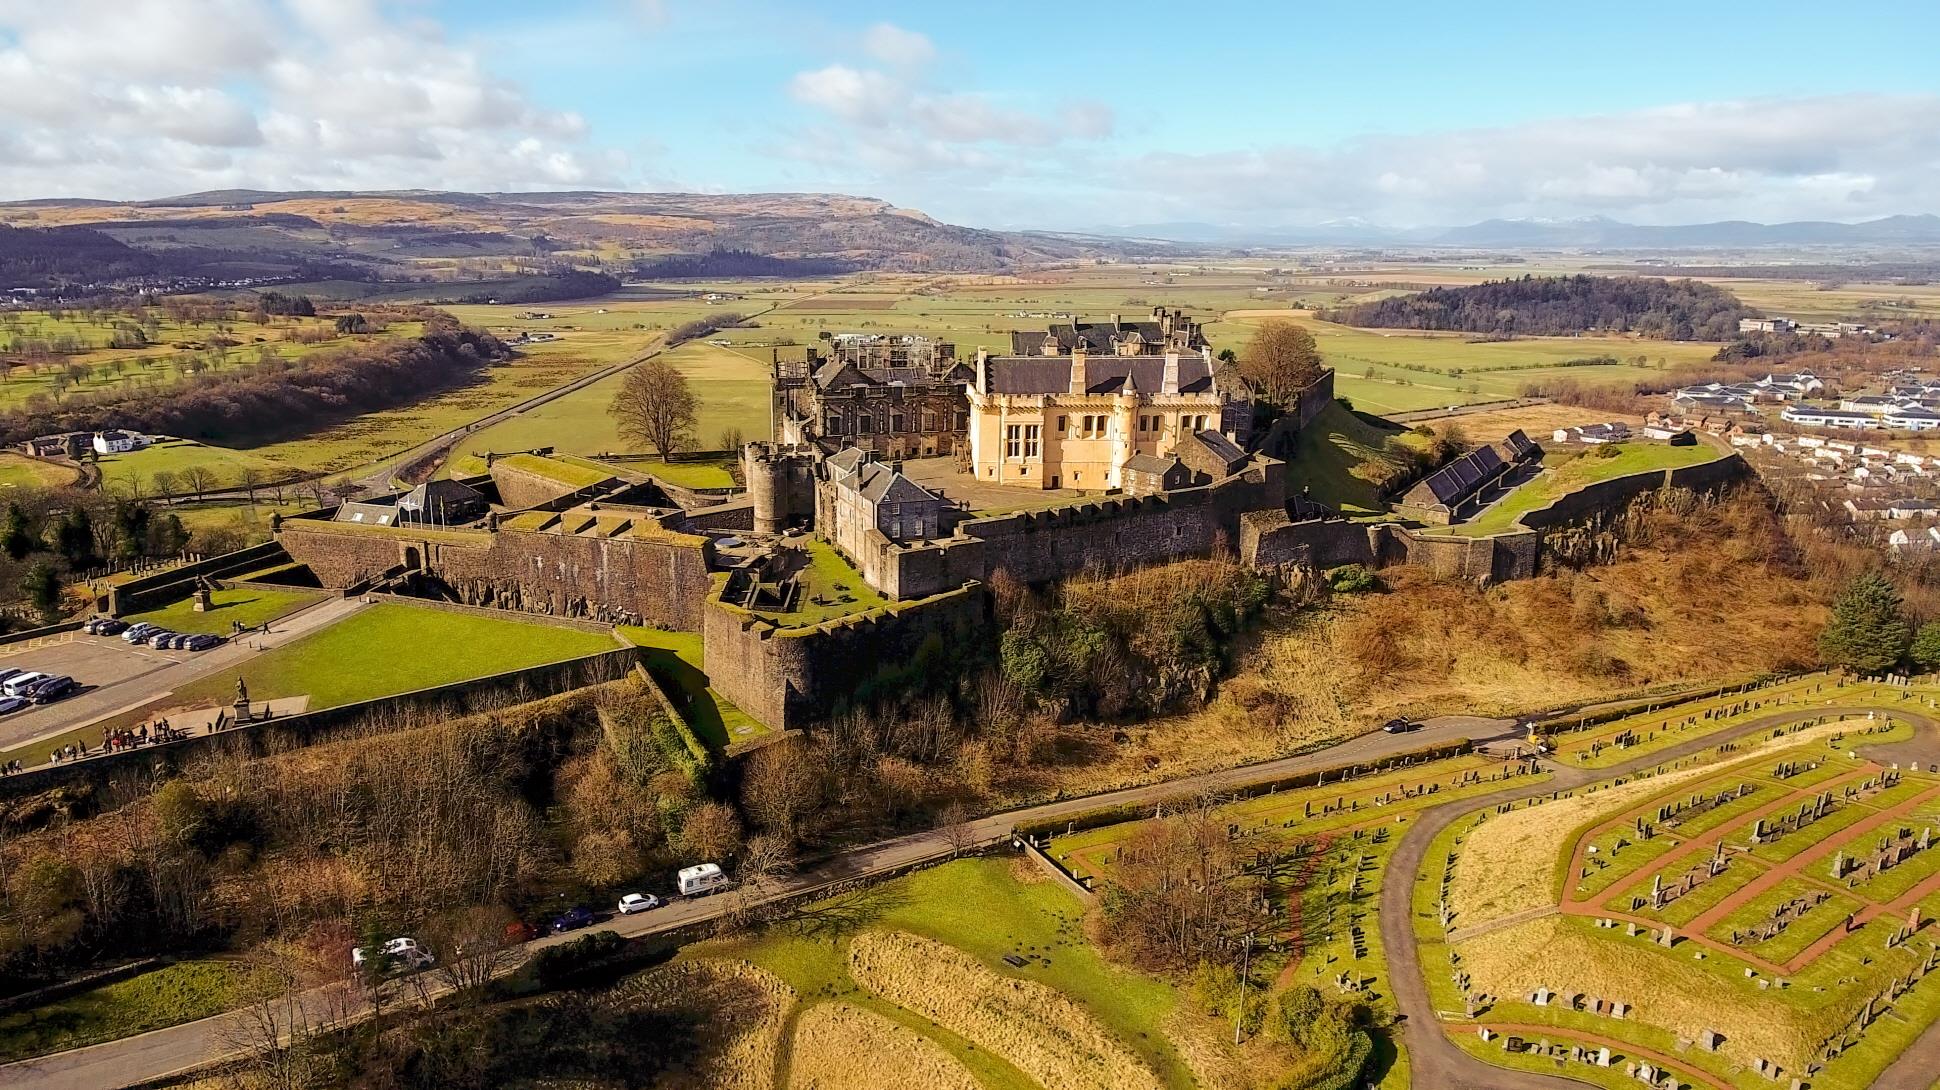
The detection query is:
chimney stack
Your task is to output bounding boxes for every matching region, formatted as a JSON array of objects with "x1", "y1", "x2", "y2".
[
  {"x1": 1162, "y1": 351, "x2": 1180, "y2": 396},
  {"x1": 1069, "y1": 346, "x2": 1089, "y2": 396}
]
